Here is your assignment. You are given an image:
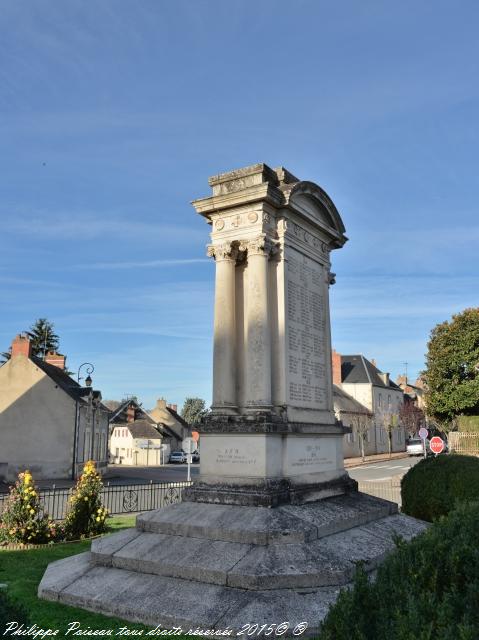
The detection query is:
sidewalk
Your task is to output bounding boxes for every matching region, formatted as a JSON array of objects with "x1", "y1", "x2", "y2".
[{"x1": 344, "y1": 451, "x2": 408, "y2": 468}]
